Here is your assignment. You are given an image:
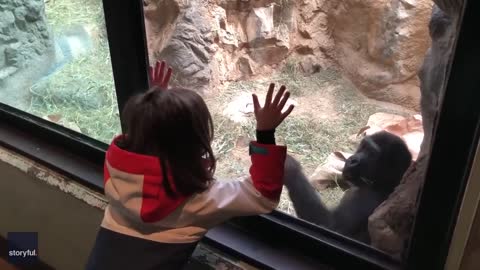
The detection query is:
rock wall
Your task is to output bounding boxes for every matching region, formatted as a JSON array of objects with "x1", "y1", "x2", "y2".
[
  {"x1": 211, "y1": 0, "x2": 297, "y2": 82},
  {"x1": 328, "y1": 0, "x2": 433, "y2": 110},
  {"x1": 0, "y1": 0, "x2": 54, "y2": 109},
  {"x1": 0, "y1": 0, "x2": 53, "y2": 83},
  {"x1": 144, "y1": 0, "x2": 298, "y2": 92},
  {"x1": 368, "y1": 0, "x2": 463, "y2": 258},
  {"x1": 145, "y1": 0, "x2": 215, "y2": 92},
  {"x1": 145, "y1": 0, "x2": 432, "y2": 109}
]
